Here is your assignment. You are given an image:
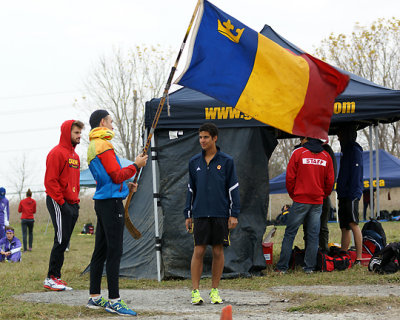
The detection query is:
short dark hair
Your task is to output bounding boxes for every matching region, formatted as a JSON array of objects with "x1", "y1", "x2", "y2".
[
  {"x1": 199, "y1": 123, "x2": 218, "y2": 138},
  {"x1": 26, "y1": 189, "x2": 32, "y2": 197},
  {"x1": 338, "y1": 125, "x2": 357, "y2": 143},
  {"x1": 6, "y1": 226, "x2": 14, "y2": 233},
  {"x1": 72, "y1": 120, "x2": 84, "y2": 130},
  {"x1": 89, "y1": 110, "x2": 109, "y2": 129}
]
